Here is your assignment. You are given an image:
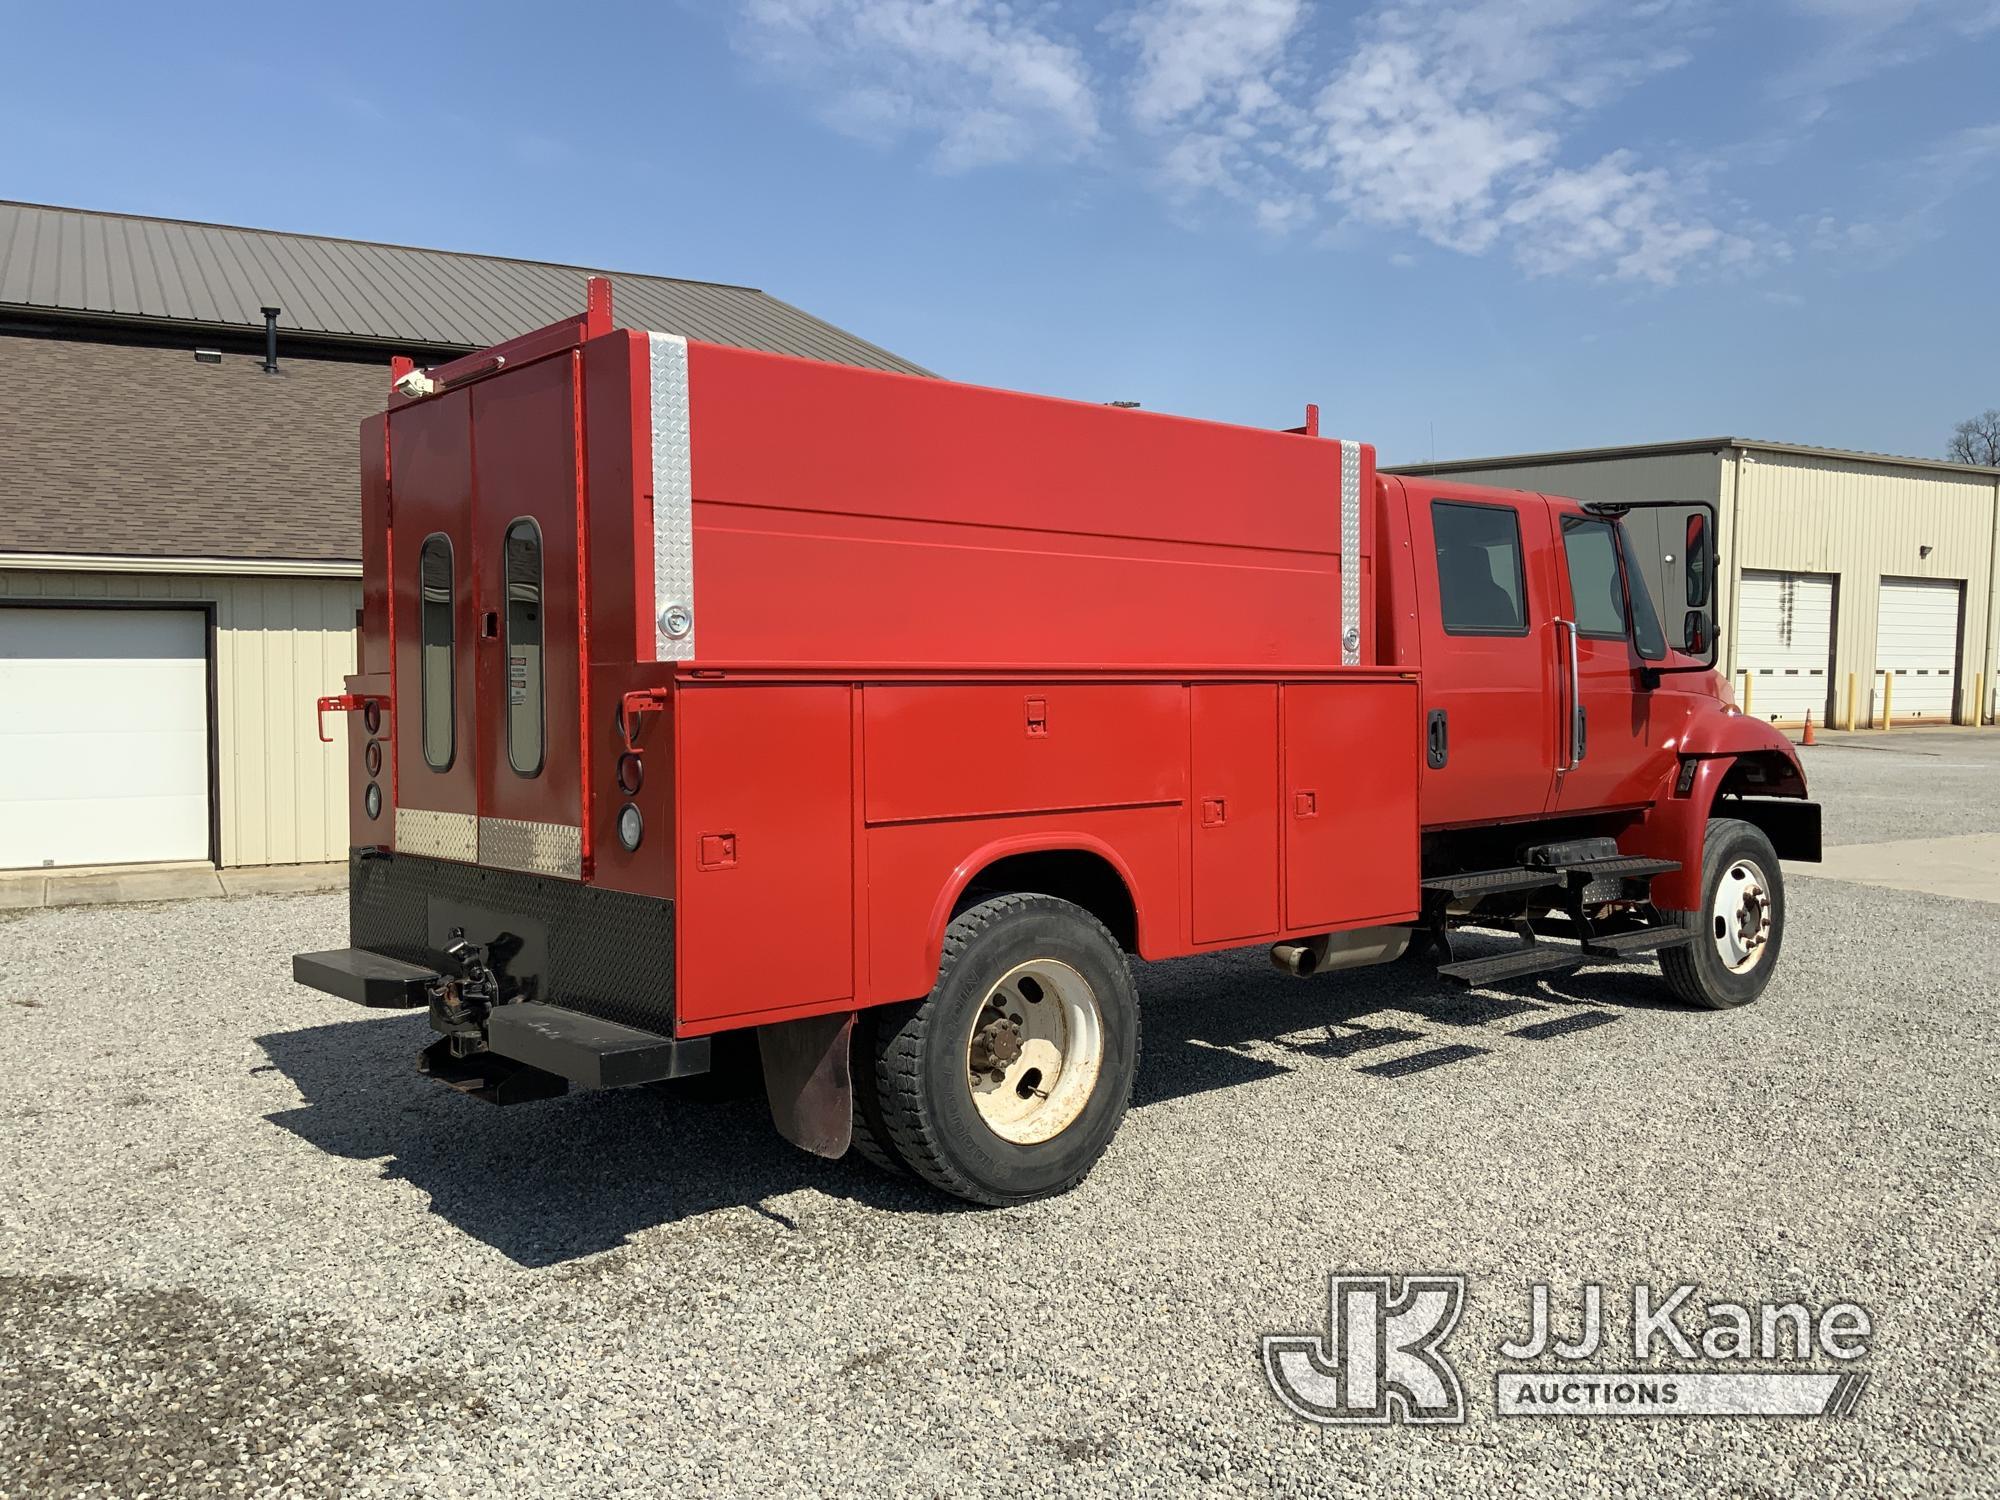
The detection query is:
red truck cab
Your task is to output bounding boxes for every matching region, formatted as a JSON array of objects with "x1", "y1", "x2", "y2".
[{"x1": 296, "y1": 284, "x2": 1818, "y2": 1205}]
